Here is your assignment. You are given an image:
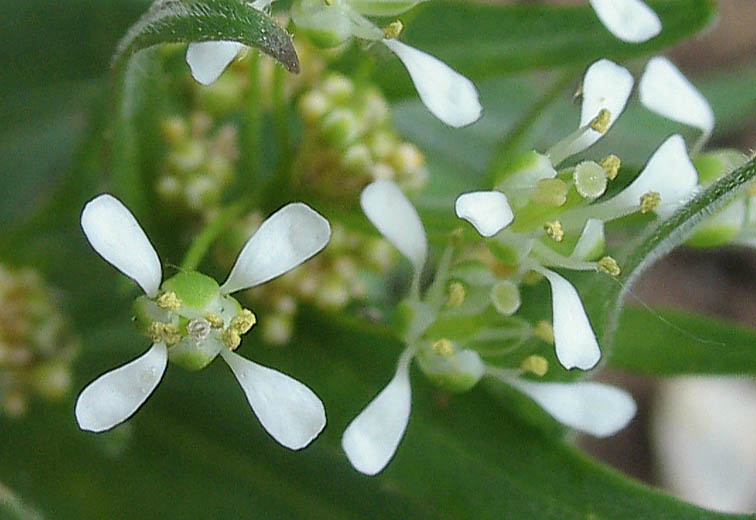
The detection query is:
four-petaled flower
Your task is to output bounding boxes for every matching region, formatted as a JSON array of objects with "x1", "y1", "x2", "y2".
[{"x1": 76, "y1": 194, "x2": 331, "y2": 450}]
